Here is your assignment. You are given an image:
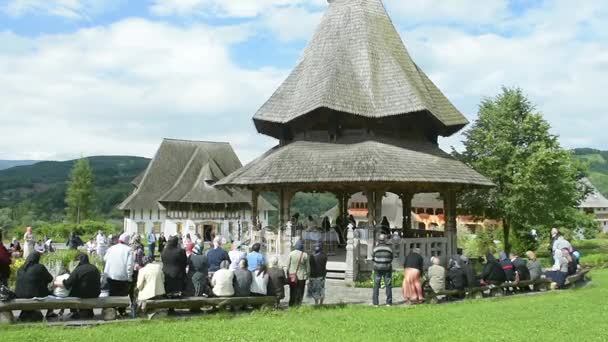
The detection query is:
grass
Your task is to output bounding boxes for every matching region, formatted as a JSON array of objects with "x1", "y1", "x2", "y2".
[{"x1": 1, "y1": 268, "x2": 608, "y2": 341}]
